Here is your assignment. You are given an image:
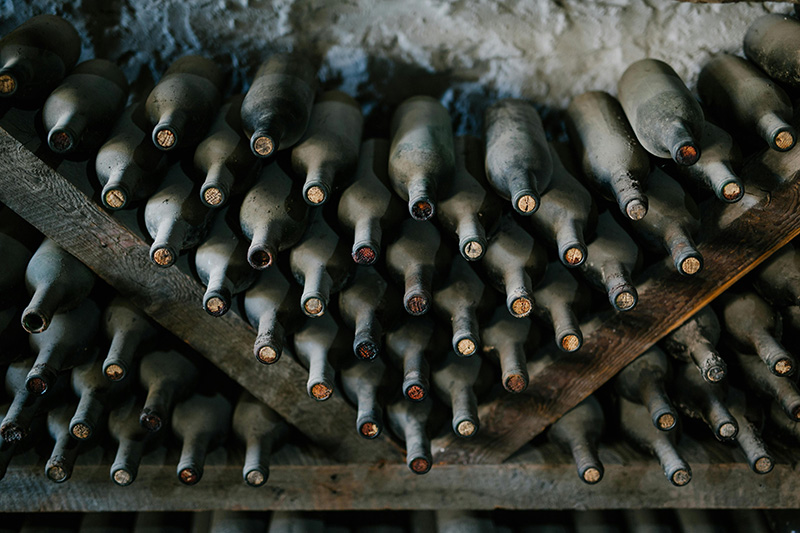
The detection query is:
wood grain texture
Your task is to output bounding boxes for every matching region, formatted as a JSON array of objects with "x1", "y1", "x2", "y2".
[
  {"x1": 0, "y1": 121, "x2": 404, "y2": 465},
  {"x1": 433, "y1": 147, "x2": 800, "y2": 465}
]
